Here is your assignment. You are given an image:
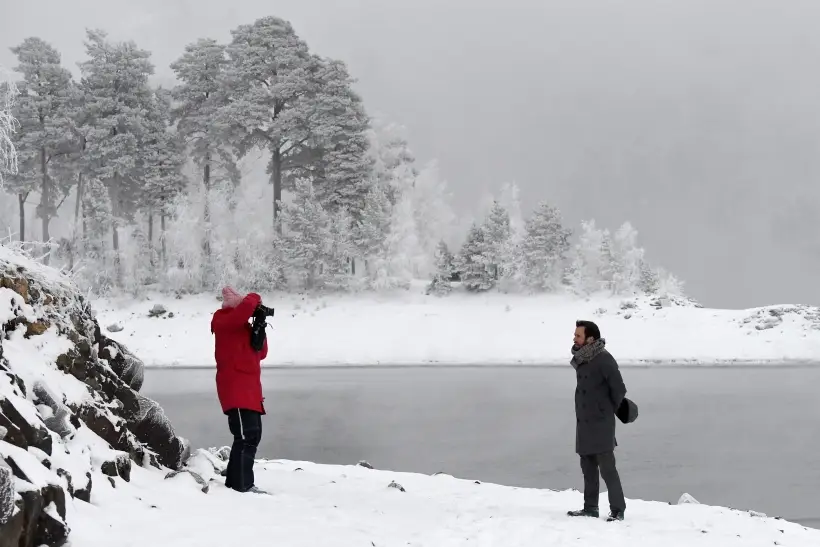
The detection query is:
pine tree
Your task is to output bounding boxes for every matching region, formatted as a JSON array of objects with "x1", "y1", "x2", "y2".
[
  {"x1": 598, "y1": 229, "x2": 619, "y2": 292},
  {"x1": 319, "y1": 208, "x2": 354, "y2": 291},
  {"x1": 520, "y1": 201, "x2": 572, "y2": 291},
  {"x1": 480, "y1": 200, "x2": 512, "y2": 281},
  {"x1": 366, "y1": 119, "x2": 418, "y2": 204},
  {"x1": 8, "y1": 38, "x2": 77, "y2": 254},
  {"x1": 78, "y1": 30, "x2": 157, "y2": 283},
  {"x1": 354, "y1": 183, "x2": 392, "y2": 276},
  {"x1": 222, "y1": 17, "x2": 371, "y2": 226},
  {"x1": 567, "y1": 219, "x2": 605, "y2": 295},
  {"x1": 382, "y1": 193, "x2": 423, "y2": 288},
  {"x1": 459, "y1": 223, "x2": 493, "y2": 292},
  {"x1": 612, "y1": 221, "x2": 646, "y2": 294},
  {"x1": 0, "y1": 72, "x2": 18, "y2": 181},
  {"x1": 170, "y1": 38, "x2": 237, "y2": 267},
  {"x1": 427, "y1": 240, "x2": 455, "y2": 296},
  {"x1": 637, "y1": 259, "x2": 660, "y2": 294},
  {"x1": 278, "y1": 179, "x2": 330, "y2": 290},
  {"x1": 411, "y1": 161, "x2": 456, "y2": 277}
]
